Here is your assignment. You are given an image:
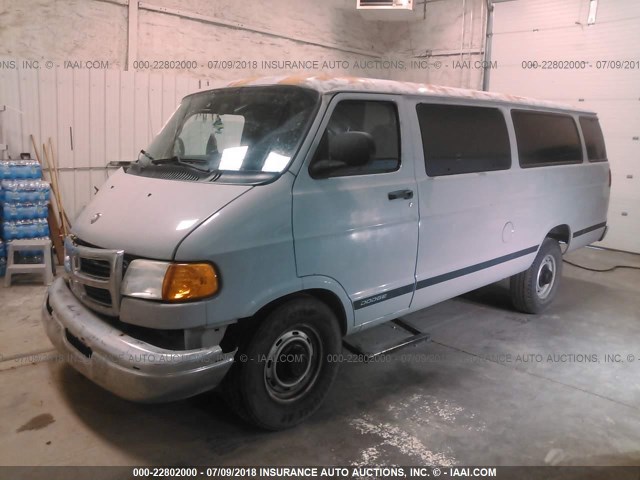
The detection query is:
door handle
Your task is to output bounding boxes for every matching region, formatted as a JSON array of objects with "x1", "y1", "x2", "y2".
[{"x1": 388, "y1": 189, "x2": 414, "y2": 200}]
